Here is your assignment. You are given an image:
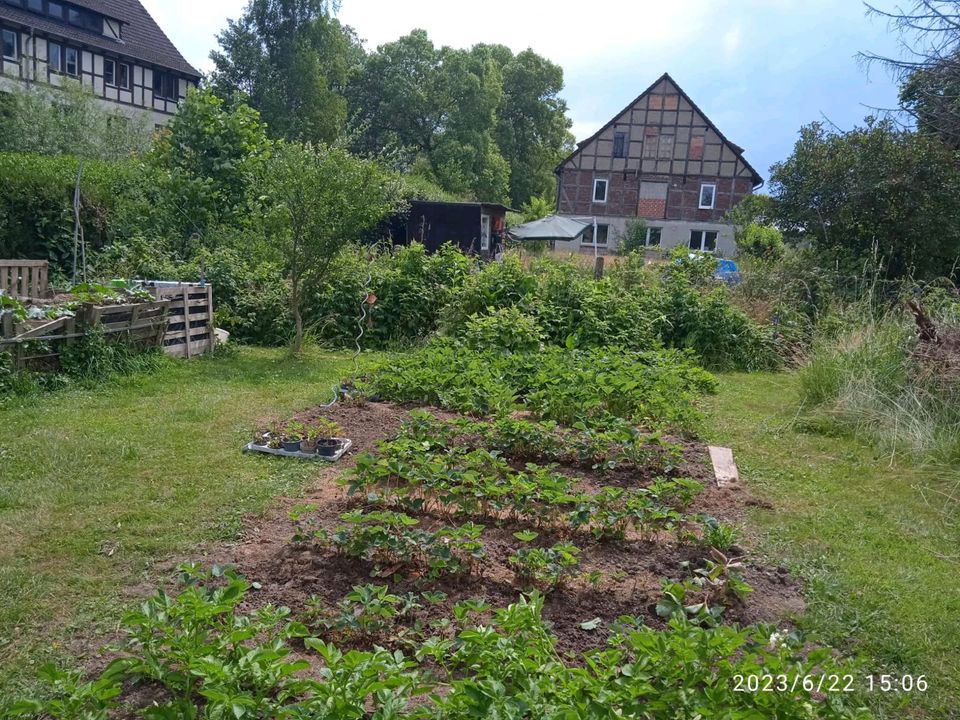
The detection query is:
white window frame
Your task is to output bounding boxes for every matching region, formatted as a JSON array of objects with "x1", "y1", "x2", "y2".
[
  {"x1": 689, "y1": 229, "x2": 718, "y2": 252},
  {"x1": 1, "y1": 28, "x2": 18, "y2": 62},
  {"x1": 117, "y1": 61, "x2": 131, "y2": 90},
  {"x1": 698, "y1": 183, "x2": 716, "y2": 209},
  {"x1": 104, "y1": 57, "x2": 116, "y2": 86},
  {"x1": 645, "y1": 226, "x2": 662, "y2": 247},
  {"x1": 64, "y1": 46, "x2": 79, "y2": 76},
  {"x1": 592, "y1": 178, "x2": 608, "y2": 203},
  {"x1": 480, "y1": 214, "x2": 491, "y2": 252}
]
